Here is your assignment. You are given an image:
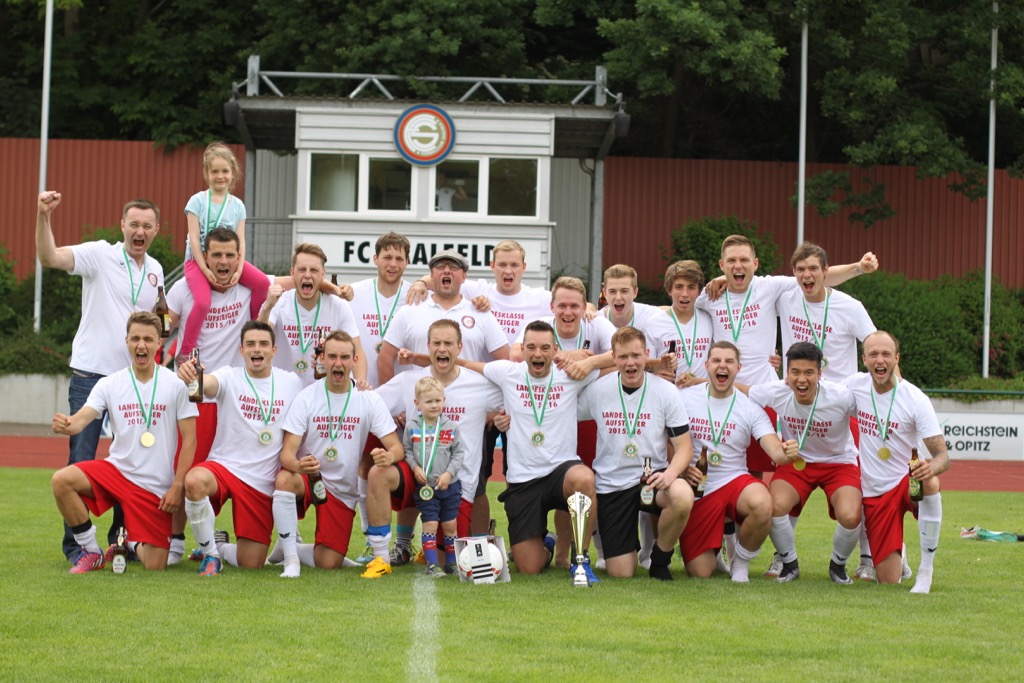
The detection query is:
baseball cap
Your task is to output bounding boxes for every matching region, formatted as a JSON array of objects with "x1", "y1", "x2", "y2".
[{"x1": 428, "y1": 249, "x2": 469, "y2": 271}]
